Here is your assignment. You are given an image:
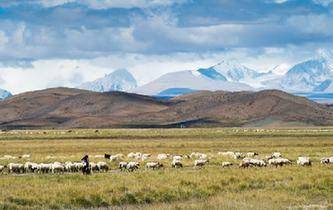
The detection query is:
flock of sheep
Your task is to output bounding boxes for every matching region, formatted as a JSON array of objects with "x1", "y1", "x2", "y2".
[{"x1": 0, "y1": 151, "x2": 332, "y2": 175}]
